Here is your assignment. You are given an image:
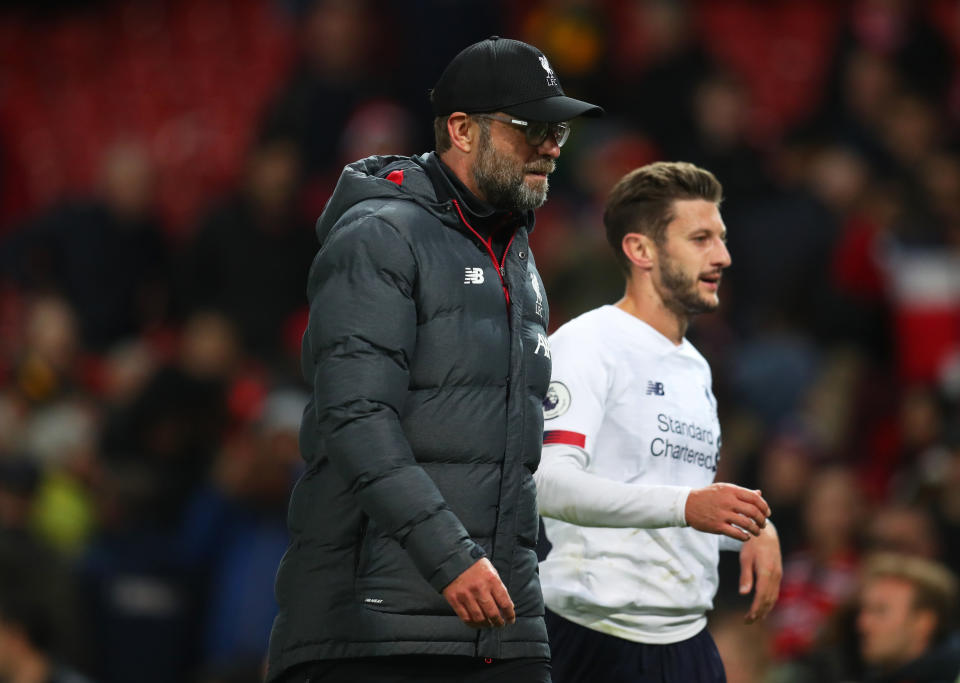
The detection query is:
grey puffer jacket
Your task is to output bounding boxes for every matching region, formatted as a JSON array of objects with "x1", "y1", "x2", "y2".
[{"x1": 266, "y1": 153, "x2": 552, "y2": 680}]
